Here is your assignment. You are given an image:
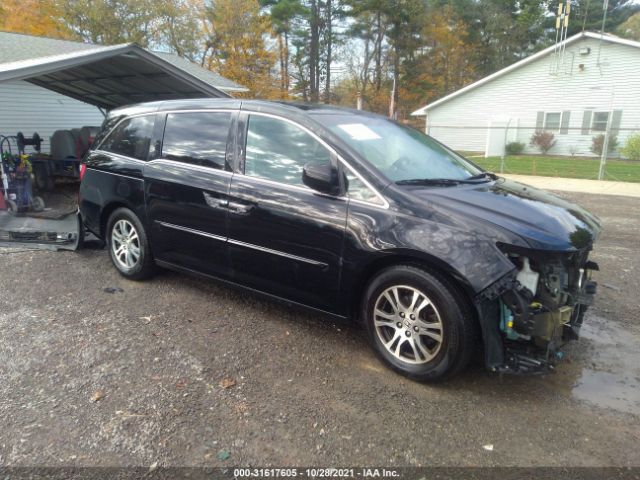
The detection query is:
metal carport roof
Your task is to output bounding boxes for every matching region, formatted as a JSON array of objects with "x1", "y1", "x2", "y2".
[{"x1": 0, "y1": 33, "x2": 246, "y2": 110}]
